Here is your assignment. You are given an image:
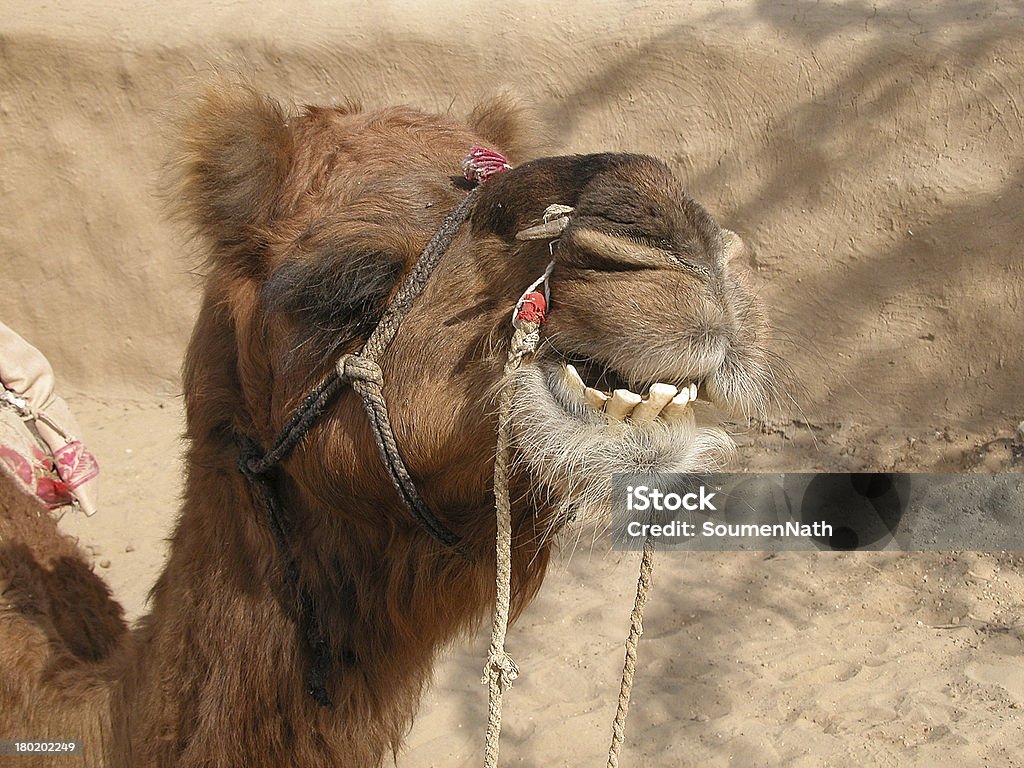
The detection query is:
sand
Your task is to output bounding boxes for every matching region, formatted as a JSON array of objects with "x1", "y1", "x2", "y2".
[{"x1": 3, "y1": 1, "x2": 1023, "y2": 765}]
